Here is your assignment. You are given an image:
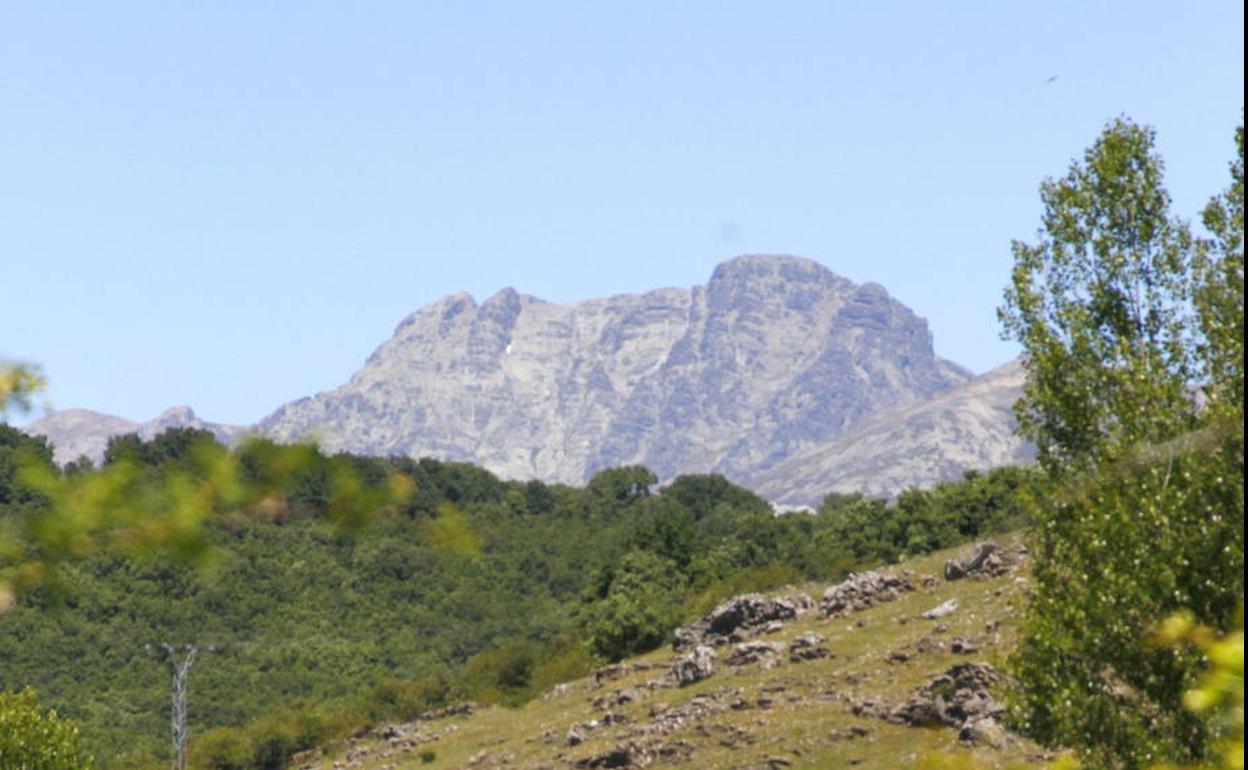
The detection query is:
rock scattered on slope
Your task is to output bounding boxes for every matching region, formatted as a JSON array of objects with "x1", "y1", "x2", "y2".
[
  {"x1": 820, "y1": 571, "x2": 914, "y2": 617},
  {"x1": 673, "y1": 592, "x2": 812, "y2": 650},
  {"x1": 944, "y1": 541, "x2": 1018, "y2": 581},
  {"x1": 921, "y1": 599, "x2": 959, "y2": 620},
  {"x1": 670, "y1": 645, "x2": 716, "y2": 687},
  {"x1": 788, "y1": 631, "x2": 831, "y2": 662},
  {"x1": 891, "y1": 663, "x2": 1007, "y2": 745},
  {"x1": 567, "y1": 713, "x2": 630, "y2": 746},
  {"x1": 725, "y1": 640, "x2": 786, "y2": 667}
]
